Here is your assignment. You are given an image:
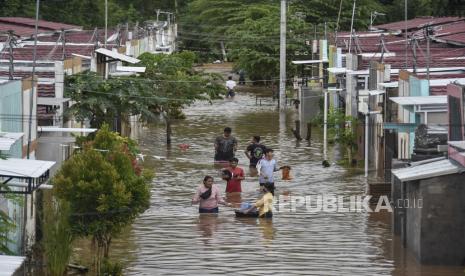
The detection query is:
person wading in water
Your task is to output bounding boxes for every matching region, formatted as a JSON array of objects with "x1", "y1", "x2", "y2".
[
  {"x1": 245, "y1": 135, "x2": 267, "y2": 176},
  {"x1": 192, "y1": 176, "x2": 231, "y2": 213},
  {"x1": 214, "y1": 127, "x2": 238, "y2": 164},
  {"x1": 225, "y1": 76, "x2": 237, "y2": 98}
]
